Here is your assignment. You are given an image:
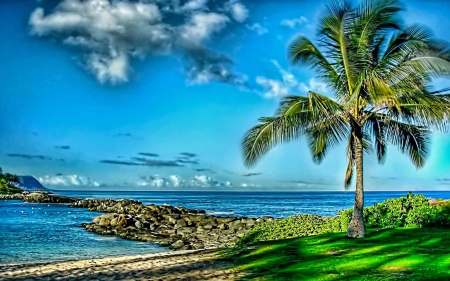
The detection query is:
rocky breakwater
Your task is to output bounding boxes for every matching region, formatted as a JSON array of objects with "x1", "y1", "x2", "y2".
[
  {"x1": 71, "y1": 198, "x2": 274, "y2": 251},
  {"x1": 22, "y1": 192, "x2": 81, "y2": 204},
  {"x1": 0, "y1": 191, "x2": 81, "y2": 203},
  {"x1": 0, "y1": 193, "x2": 26, "y2": 200}
]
